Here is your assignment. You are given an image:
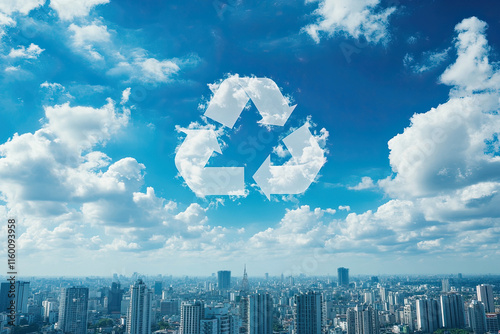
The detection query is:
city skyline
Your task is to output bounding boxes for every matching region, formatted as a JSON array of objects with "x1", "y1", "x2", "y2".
[{"x1": 1, "y1": 0, "x2": 500, "y2": 277}]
